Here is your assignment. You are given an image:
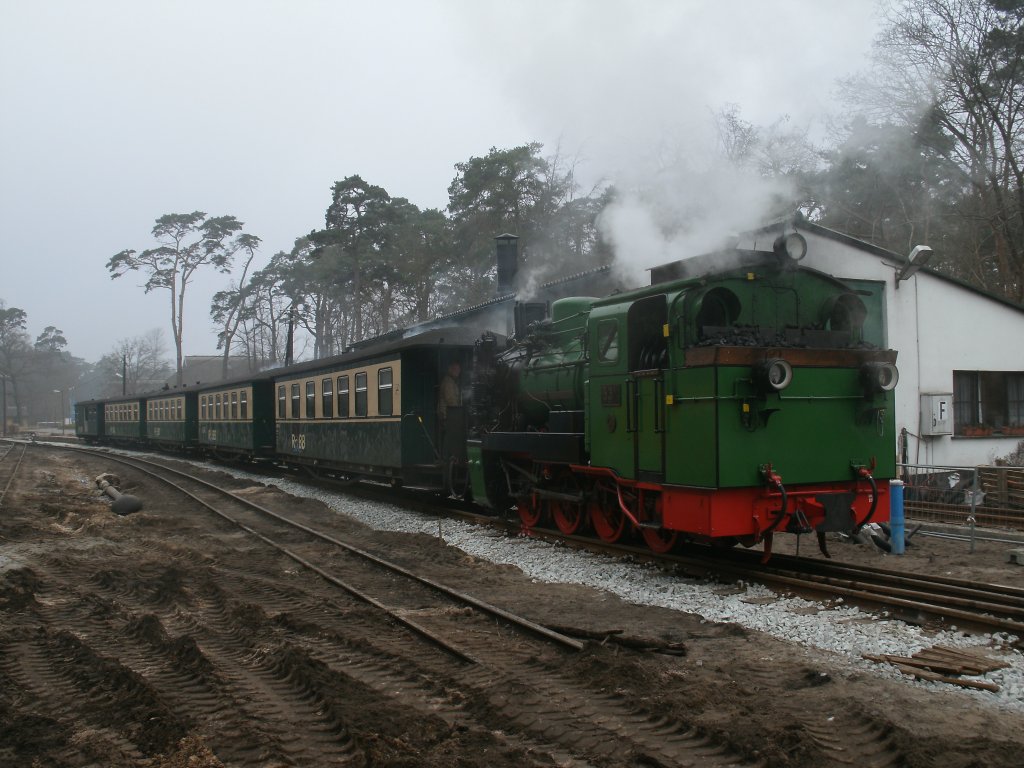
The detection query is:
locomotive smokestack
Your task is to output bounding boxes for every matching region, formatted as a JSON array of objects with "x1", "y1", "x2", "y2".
[{"x1": 495, "y1": 233, "x2": 519, "y2": 296}]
